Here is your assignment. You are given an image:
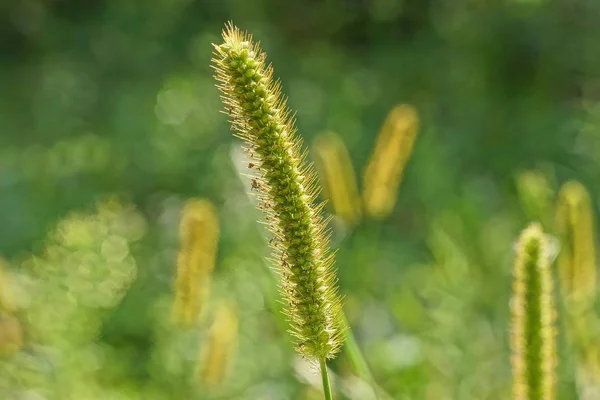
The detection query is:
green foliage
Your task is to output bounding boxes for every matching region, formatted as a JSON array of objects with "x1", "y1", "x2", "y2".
[{"x1": 0, "y1": 199, "x2": 146, "y2": 399}]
